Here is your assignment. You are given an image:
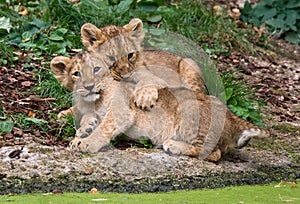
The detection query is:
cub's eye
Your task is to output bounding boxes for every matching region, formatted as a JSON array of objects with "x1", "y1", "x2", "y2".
[
  {"x1": 108, "y1": 56, "x2": 115, "y2": 62},
  {"x1": 73, "y1": 71, "x2": 81, "y2": 77},
  {"x1": 128, "y1": 52, "x2": 135, "y2": 60},
  {"x1": 94, "y1": 66, "x2": 101, "y2": 73}
]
